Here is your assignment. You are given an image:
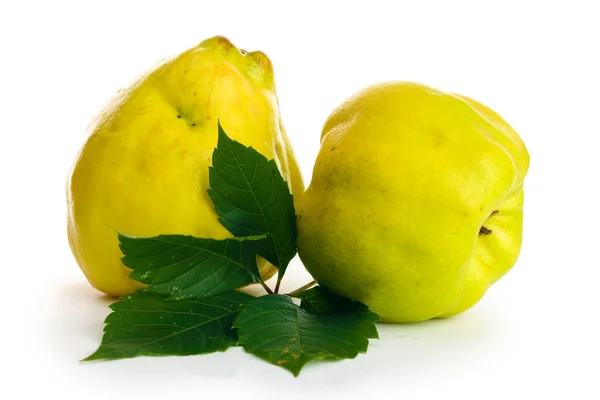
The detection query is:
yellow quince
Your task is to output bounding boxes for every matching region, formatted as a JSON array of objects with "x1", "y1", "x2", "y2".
[
  {"x1": 297, "y1": 82, "x2": 529, "y2": 322},
  {"x1": 67, "y1": 36, "x2": 303, "y2": 297}
]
